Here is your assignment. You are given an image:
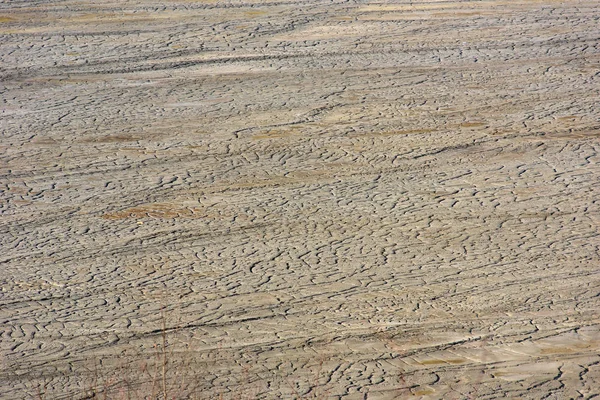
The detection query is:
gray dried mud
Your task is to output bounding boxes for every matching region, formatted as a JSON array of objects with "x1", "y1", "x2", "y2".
[{"x1": 1, "y1": 0, "x2": 600, "y2": 398}]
